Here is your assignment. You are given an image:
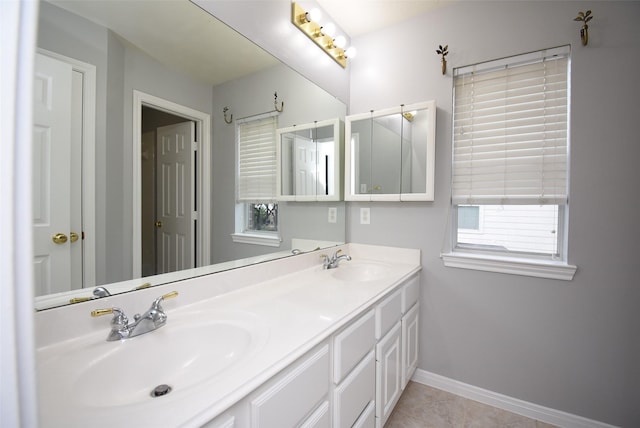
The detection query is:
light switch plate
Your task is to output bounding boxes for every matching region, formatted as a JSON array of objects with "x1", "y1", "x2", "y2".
[
  {"x1": 360, "y1": 207, "x2": 370, "y2": 224},
  {"x1": 328, "y1": 207, "x2": 337, "y2": 223}
]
